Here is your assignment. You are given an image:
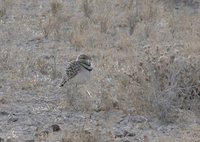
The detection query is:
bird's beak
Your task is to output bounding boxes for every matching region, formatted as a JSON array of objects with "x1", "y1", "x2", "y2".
[{"x1": 91, "y1": 61, "x2": 94, "y2": 68}]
